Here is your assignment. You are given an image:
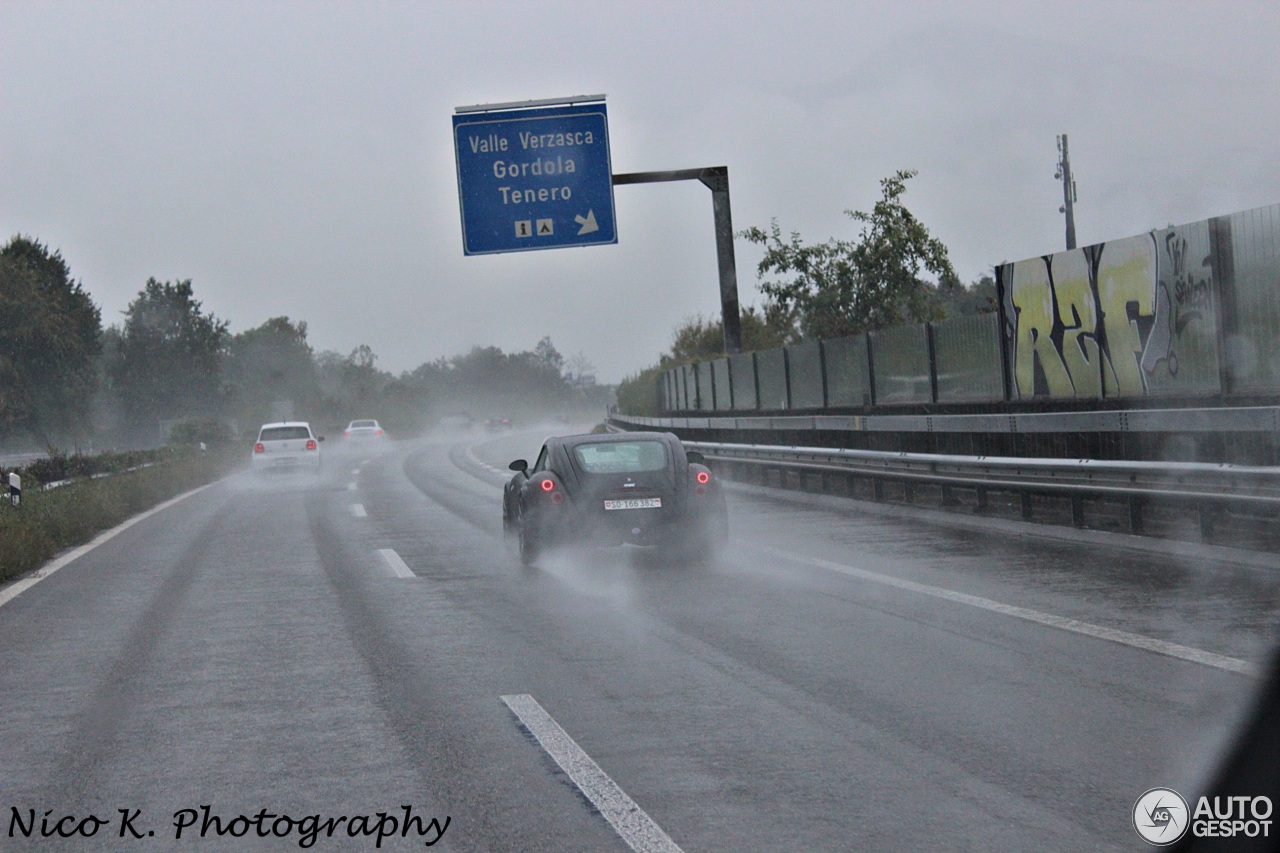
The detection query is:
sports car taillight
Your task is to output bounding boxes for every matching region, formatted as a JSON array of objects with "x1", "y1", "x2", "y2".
[
  {"x1": 306, "y1": 439, "x2": 317, "y2": 450},
  {"x1": 535, "y1": 476, "x2": 564, "y2": 505},
  {"x1": 254, "y1": 443, "x2": 265, "y2": 453}
]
